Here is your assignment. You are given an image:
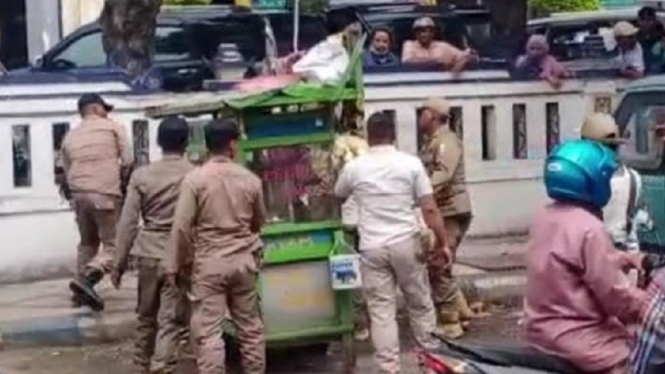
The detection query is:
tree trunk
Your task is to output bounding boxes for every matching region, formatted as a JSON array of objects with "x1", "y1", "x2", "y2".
[
  {"x1": 99, "y1": 0, "x2": 163, "y2": 78},
  {"x1": 484, "y1": 0, "x2": 527, "y2": 39}
]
